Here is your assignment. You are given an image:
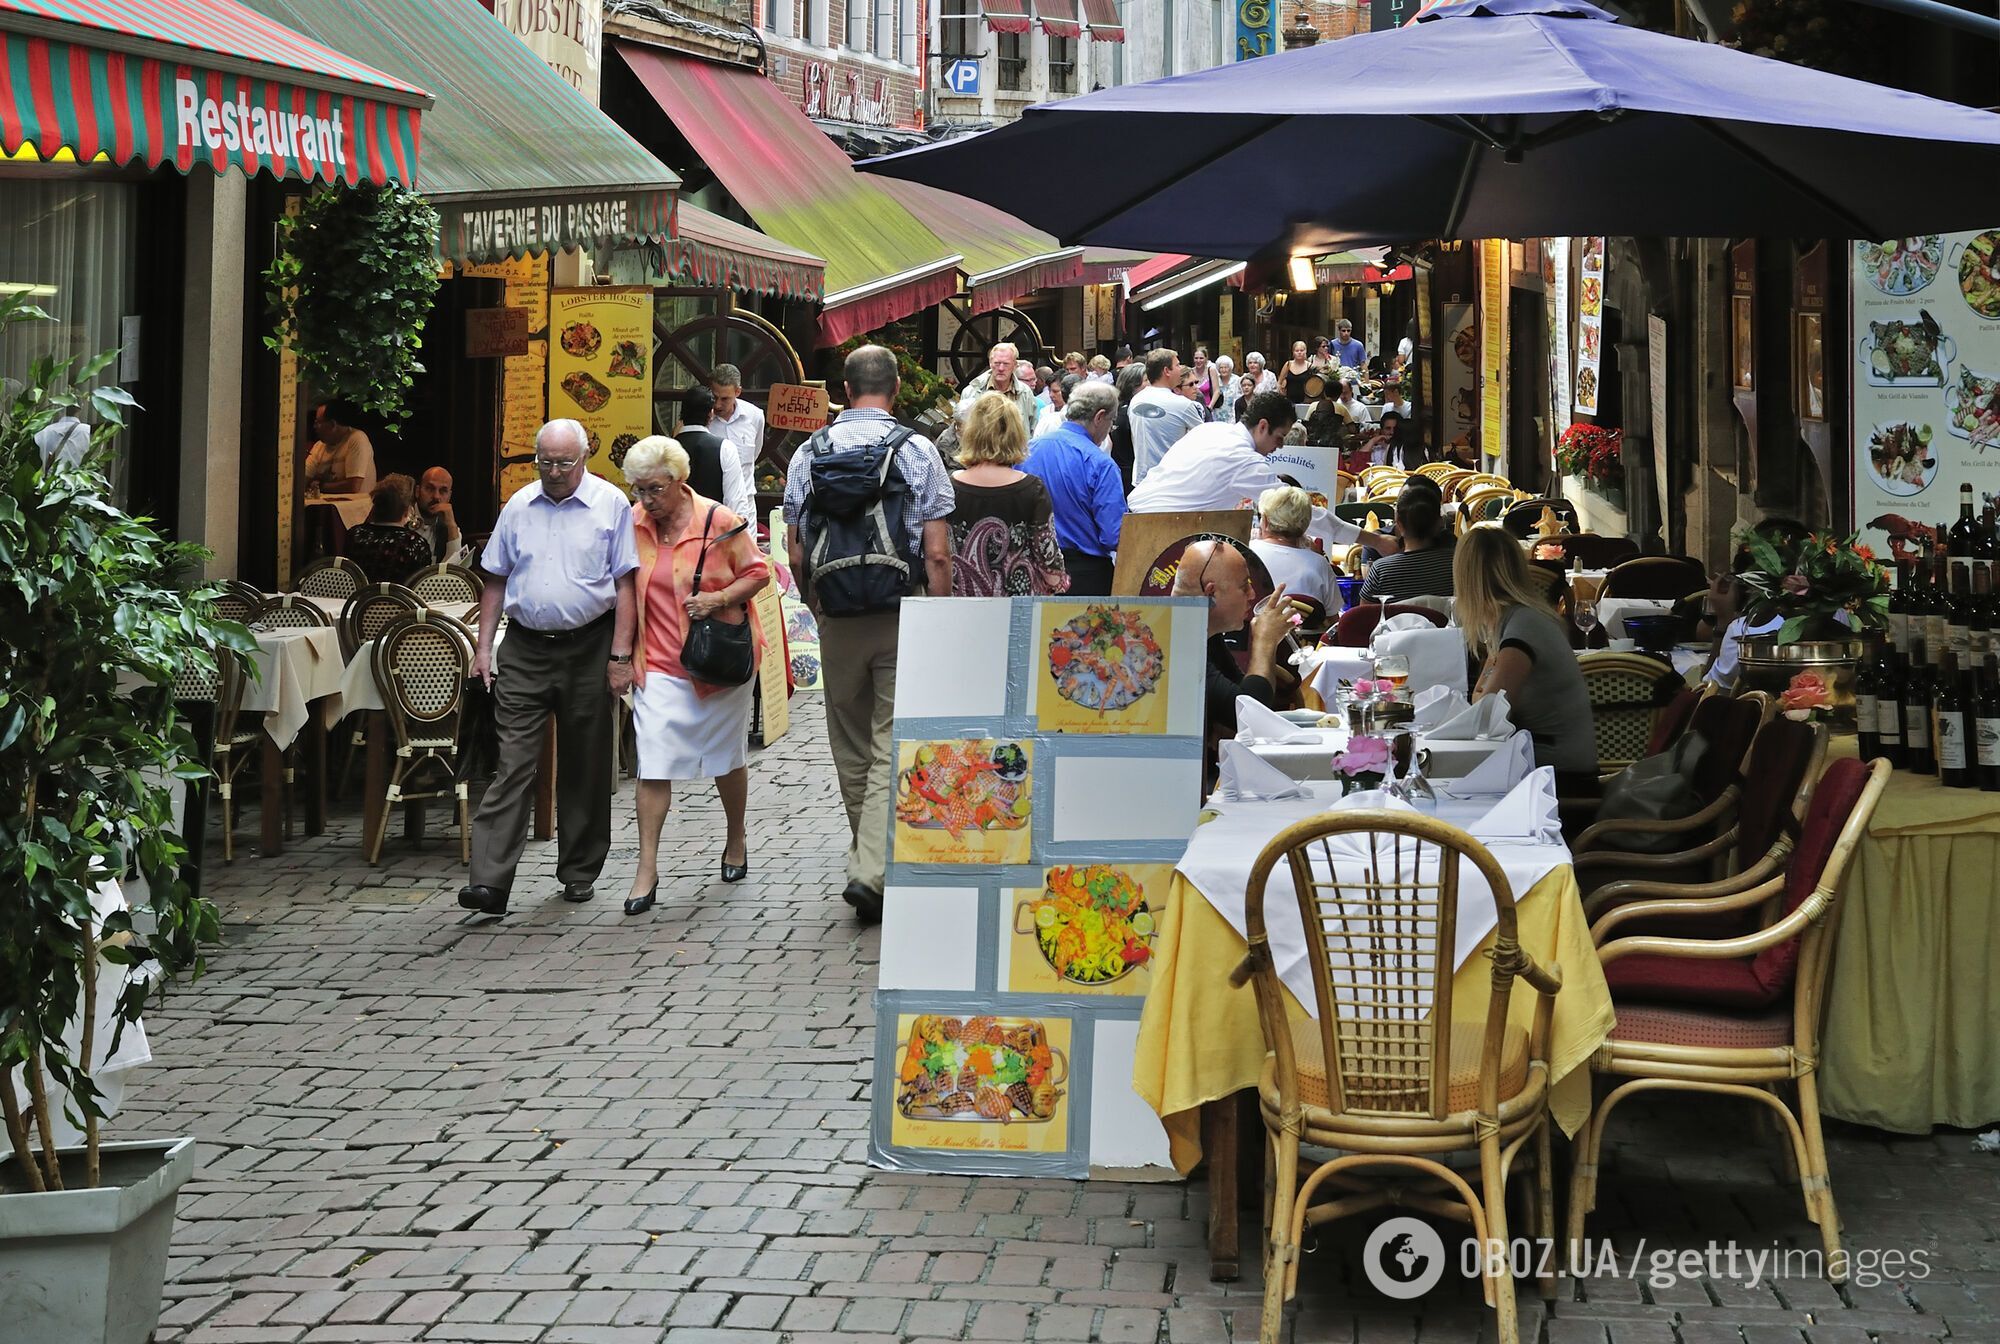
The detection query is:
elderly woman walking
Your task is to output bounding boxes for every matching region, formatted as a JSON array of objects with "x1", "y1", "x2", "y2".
[{"x1": 621, "y1": 435, "x2": 771, "y2": 916}]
